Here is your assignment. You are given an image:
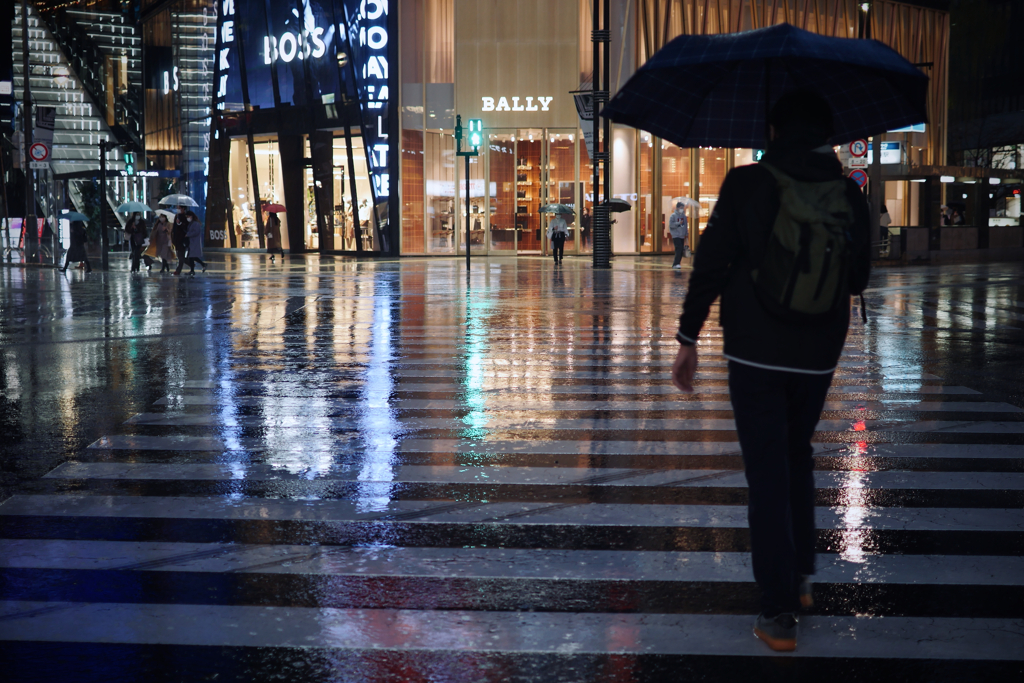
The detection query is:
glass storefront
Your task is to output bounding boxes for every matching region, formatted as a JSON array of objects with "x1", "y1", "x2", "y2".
[{"x1": 208, "y1": 0, "x2": 396, "y2": 254}]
